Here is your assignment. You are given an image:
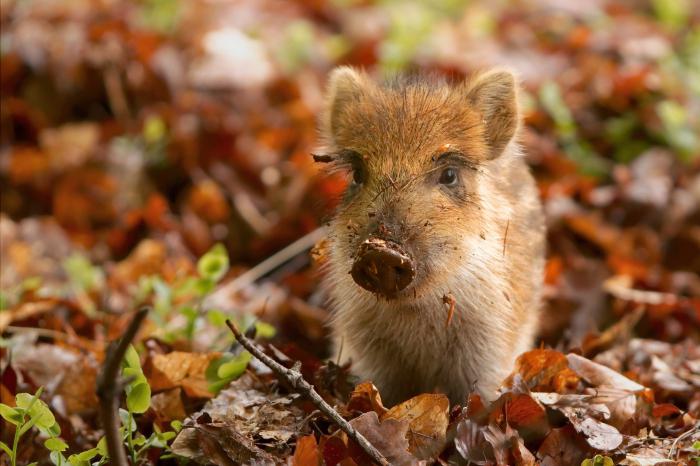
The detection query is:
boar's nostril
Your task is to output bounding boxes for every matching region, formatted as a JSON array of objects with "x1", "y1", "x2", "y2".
[{"x1": 350, "y1": 238, "x2": 415, "y2": 297}]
